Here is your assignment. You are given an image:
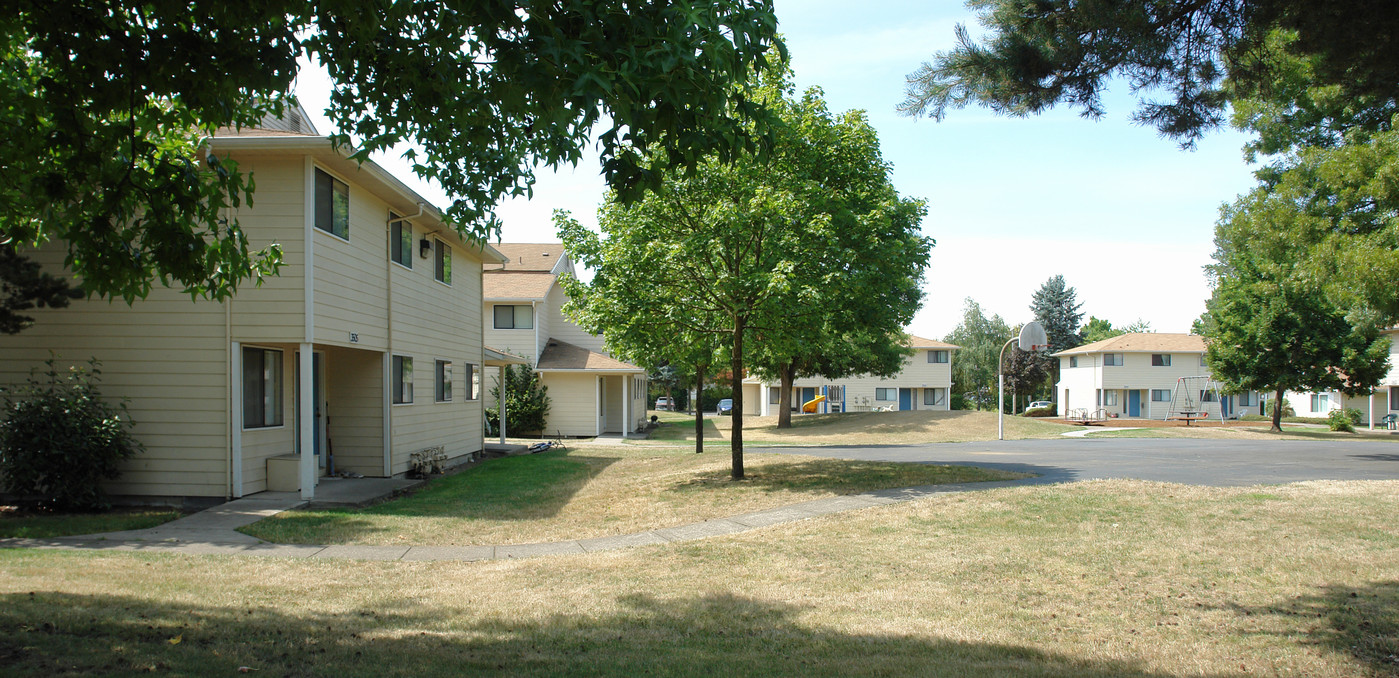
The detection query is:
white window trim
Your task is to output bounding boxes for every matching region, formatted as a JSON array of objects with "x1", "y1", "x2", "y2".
[
  {"x1": 313, "y1": 166, "x2": 351, "y2": 242},
  {"x1": 240, "y1": 344, "x2": 288, "y2": 431}
]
